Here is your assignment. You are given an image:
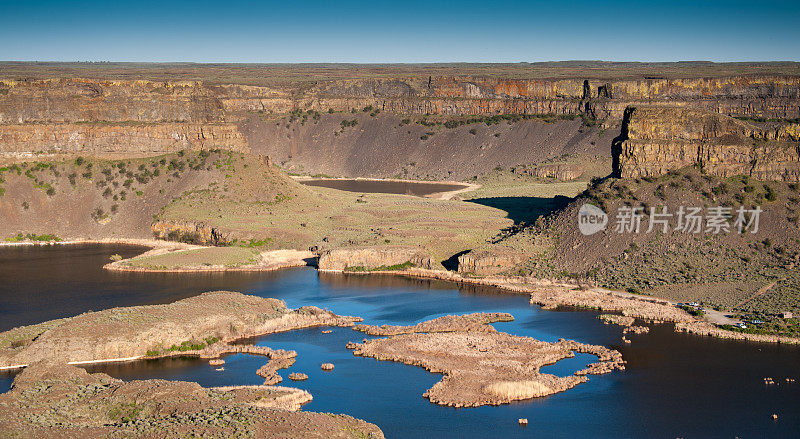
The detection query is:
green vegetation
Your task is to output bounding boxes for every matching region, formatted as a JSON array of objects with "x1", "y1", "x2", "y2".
[
  {"x1": 5, "y1": 233, "x2": 61, "y2": 242},
  {"x1": 107, "y1": 402, "x2": 142, "y2": 423},
  {"x1": 720, "y1": 317, "x2": 800, "y2": 338},
  {"x1": 168, "y1": 340, "x2": 208, "y2": 352},
  {"x1": 418, "y1": 113, "x2": 579, "y2": 129},
  {"x1": 242, "y1": 238, "x2": 271, "y2": 248},
  {"x1": 681, "y1": 305, "x2": 705, "y2": 317}
]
